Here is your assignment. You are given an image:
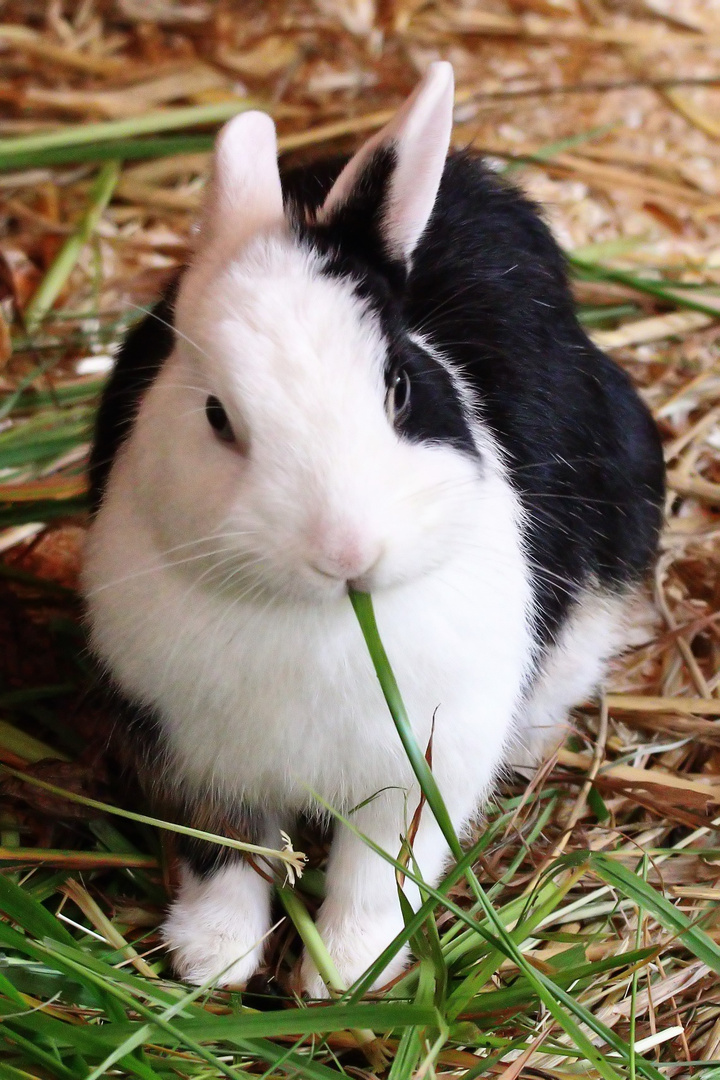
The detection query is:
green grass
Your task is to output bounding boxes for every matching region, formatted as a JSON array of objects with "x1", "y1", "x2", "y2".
[
  {"x1": 1, "y1": 587, "x2": 718, "y2": 1076},
  {"x1": 0, "y1": 102, "x2": 256, "y2": 168}
]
